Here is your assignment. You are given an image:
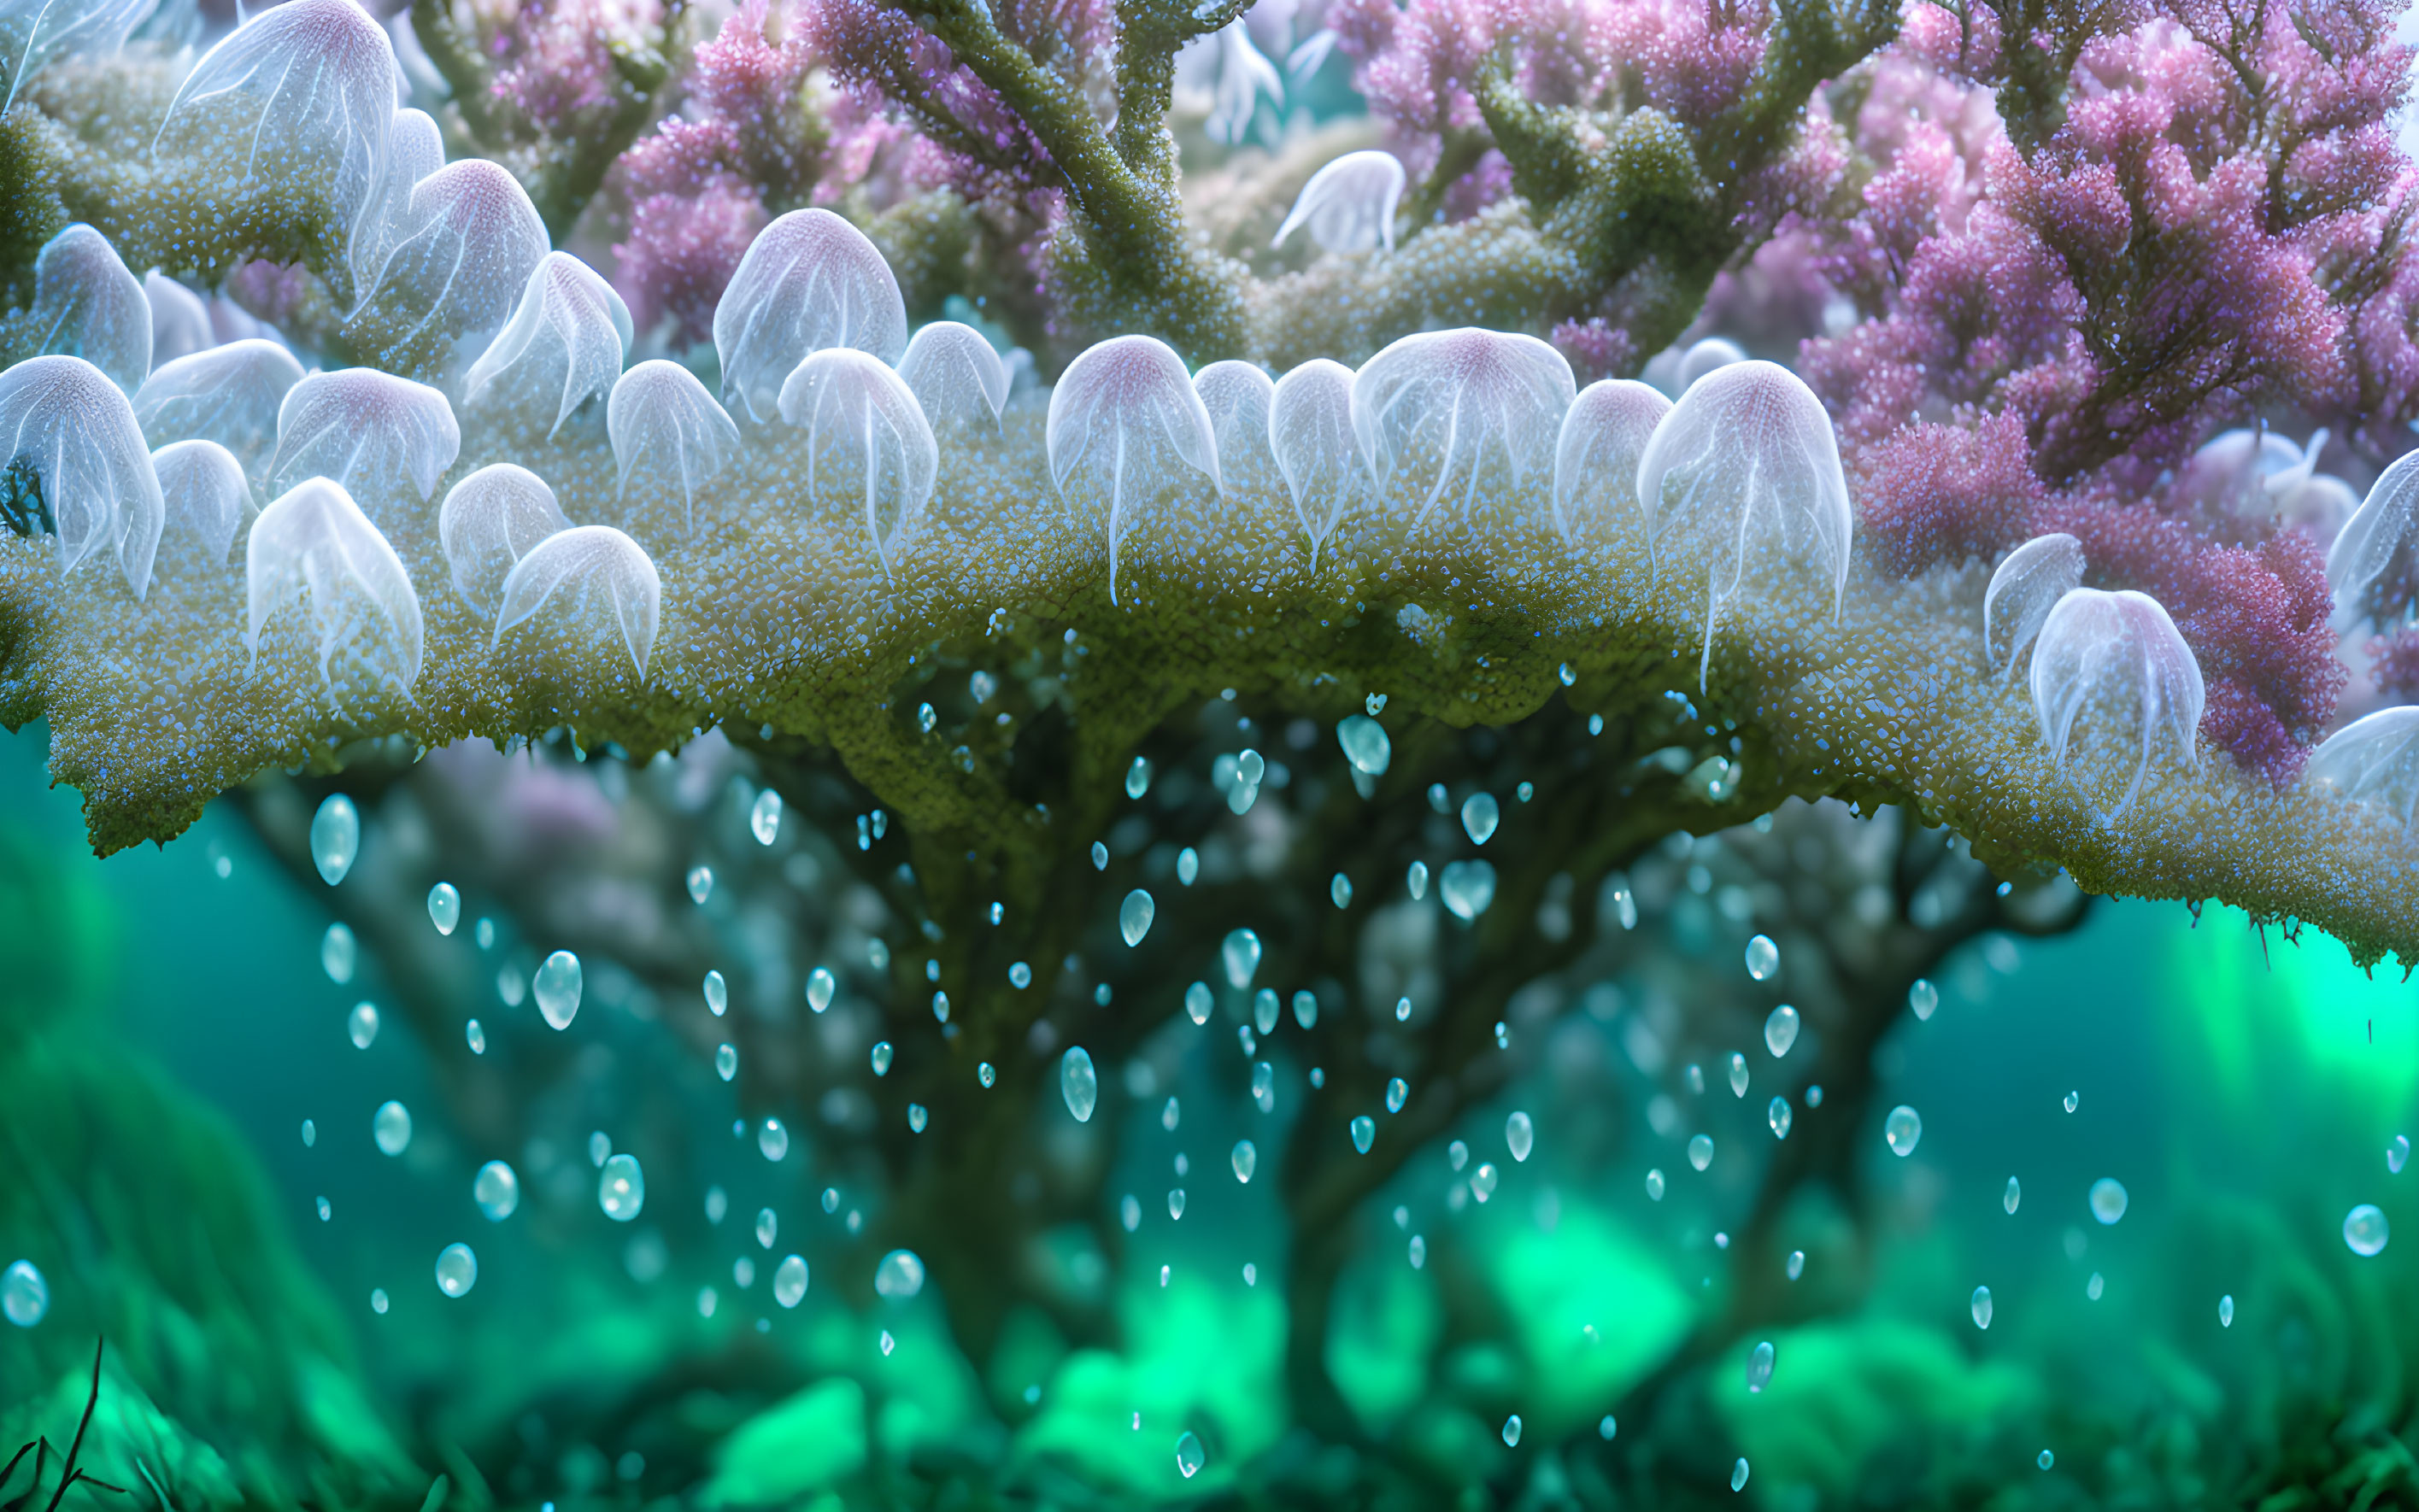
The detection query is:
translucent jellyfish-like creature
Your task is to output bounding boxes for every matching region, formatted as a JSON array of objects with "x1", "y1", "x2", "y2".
[
  {"x1": 2307, "y1": 707, "x2": 2419, "y2": 834},
  {"x1": 895, "y1": 321, "x2": 1007, "y2": 433},
  {"x1": 714, "y1": 208, "x2": 909, "y2": 423},
  {"x1": 3, "y1": 0, "x2": 156, "y2": 114},
  {"x1": 155, "y1": 0, "x2": 401, "y2": 261},
  {"x1": 133, "y1": 338, "x2": 306, "y2": 480},
  {"x1": 1635, "y1": 360, "x2": 1851, "y2": 689},
  {"x1": 353, "y1": 159, "x2": 549, "y2": 355},
  {"x1": 494, "y1": 525, "x2": 661, "y2": 677},
  {"x1": 267, "y1": 368, "x2": 461, "y2": 513},
  {"x1": 350, "y1": 107, "x2": 444, "y2": 297},
  {"x1": 1272, "y1": 149, "x2": 1405, "y2": 254},
  {"x1": 1983, "y1": 533, "x2": 2085, "y2": 680},
  {"x1": 150, "y1": 439, "x2": 249, "y2": 570},
  {"x1": 0, "y1": 354, "x2": 164, "y2": 596},
  {"x1": 437, "y1": 463, "x2": 571, "y2": 615},
  {"x1": 2328, "y1": 448, "x2": 2419, "y2": 628},
  {"x1": 1270, "y1": 359, "x2": 1363, "y2": 571},
  {"x1": 462, "y1": 252, "x2": 633, "y2": 437},
  {"x1": 246, "y1": 477, "x2": 424, "y2": 694},
  {"x1": 1349, "y1": 327, "x2": 1574, "y2": 532},
  {"x1": 1551, "y1": 378, "x2": 1670, "y2": 544},
  {"x1": 29, "y1": 225, "x2": 150, "y2": 395},
  {"x1": 2029, "y1": 588, "x2": 2205, "y2": 821},
  {"x1": 145, "y1": 271, "x2": 215, "y2": 369},
  {"x1": 777, "y1": 348, "x2": 937, "y2": 577},
  {"x1": 1194, "y1": 360, "x2": 1276, "y2": 481},
  {"x1": 1046, "y1": 334, "x2": 1221, "y2": 605},
  {"x1": 608, "y1": 360, "x2": 742, "y2": 530}
]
